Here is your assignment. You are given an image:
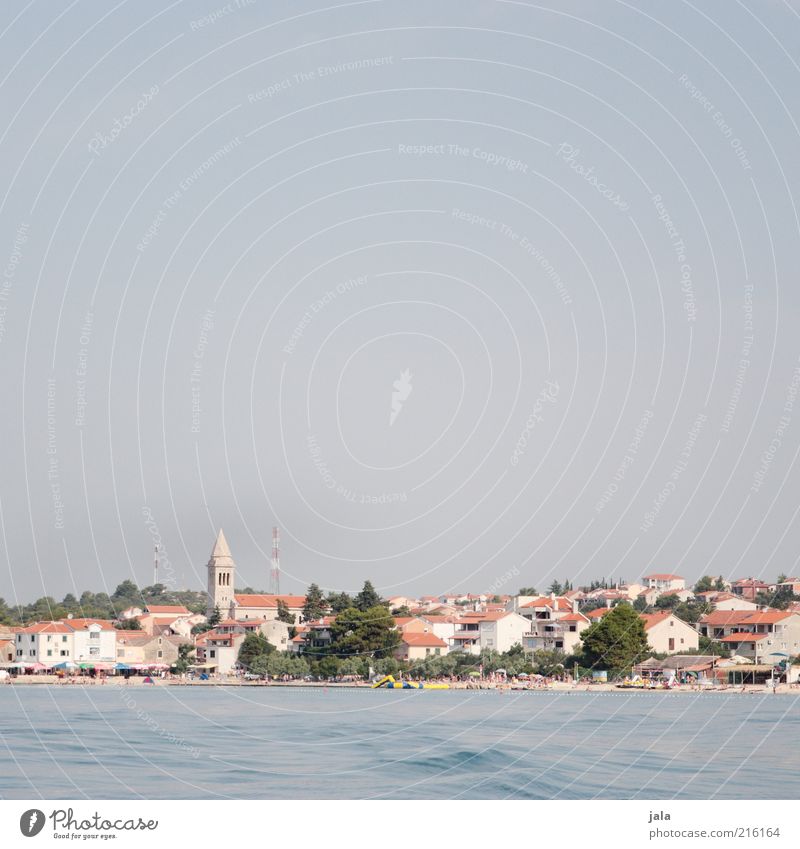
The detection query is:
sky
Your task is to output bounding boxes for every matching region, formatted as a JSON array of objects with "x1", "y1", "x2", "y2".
[{"x1": 2, "y1": 0, "x2": 800, "y2": 604}]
